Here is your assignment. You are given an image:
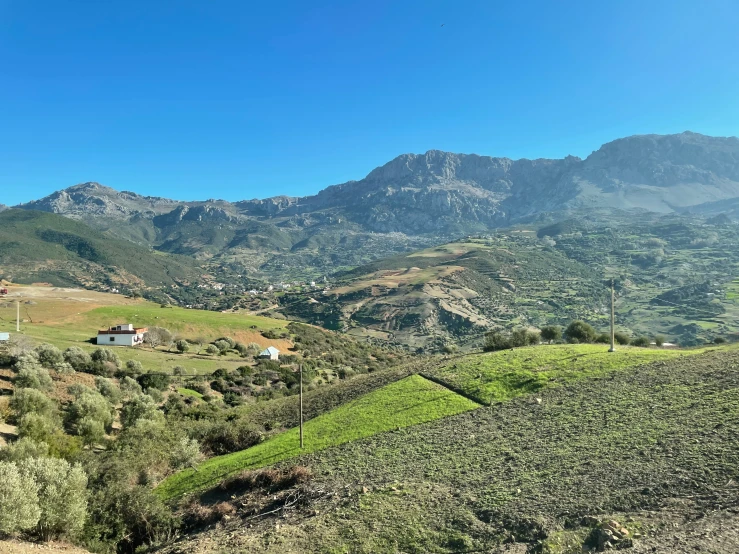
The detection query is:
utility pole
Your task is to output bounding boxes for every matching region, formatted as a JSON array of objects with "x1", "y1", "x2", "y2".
[
  {"x1": 299, "y1": 364, "x2": 304, "y2": 449},
  {"x1": 16, "y1": 300, "x2": 20, "y2": 332},
  {"x1": 609, "y1": 279, "x2": 616, "y2": 352}
]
